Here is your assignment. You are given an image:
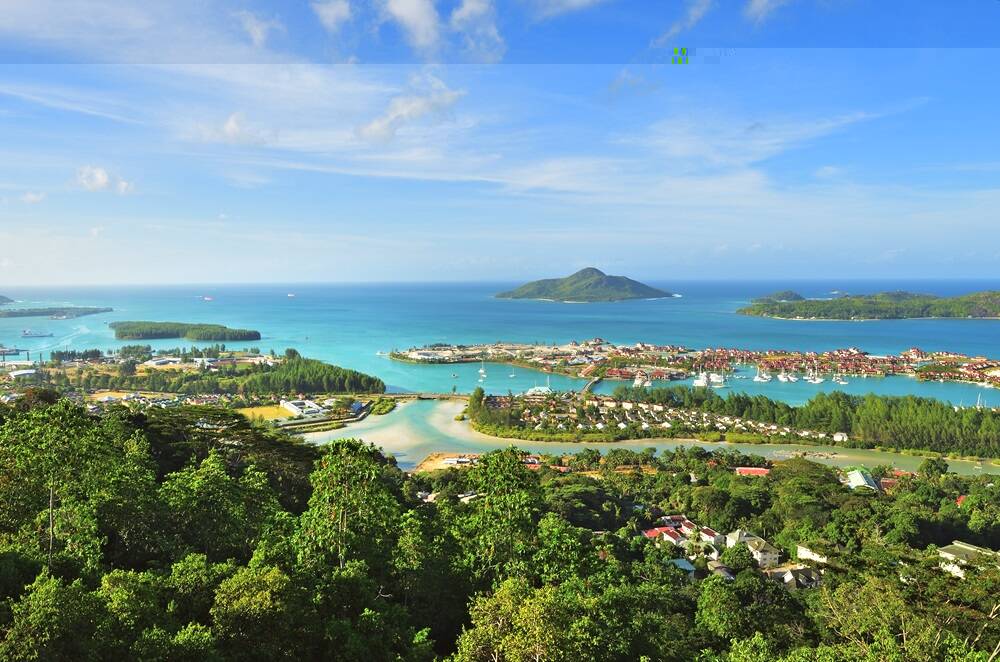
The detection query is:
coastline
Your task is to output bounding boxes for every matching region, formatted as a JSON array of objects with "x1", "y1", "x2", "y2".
[{"x1": 308, "y1": 399, "x2": 1000, "y2": 474}]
